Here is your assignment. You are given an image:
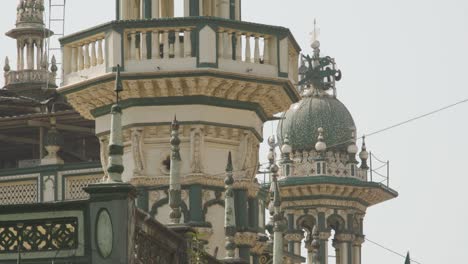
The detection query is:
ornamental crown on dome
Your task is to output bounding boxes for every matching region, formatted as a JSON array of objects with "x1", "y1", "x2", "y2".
[
  {"x1": 16, "y1": 0, "x2": 45, "y2": 24},
  {"x1": 298, "y1": 23, "x2": 342, "y2": 97}
]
